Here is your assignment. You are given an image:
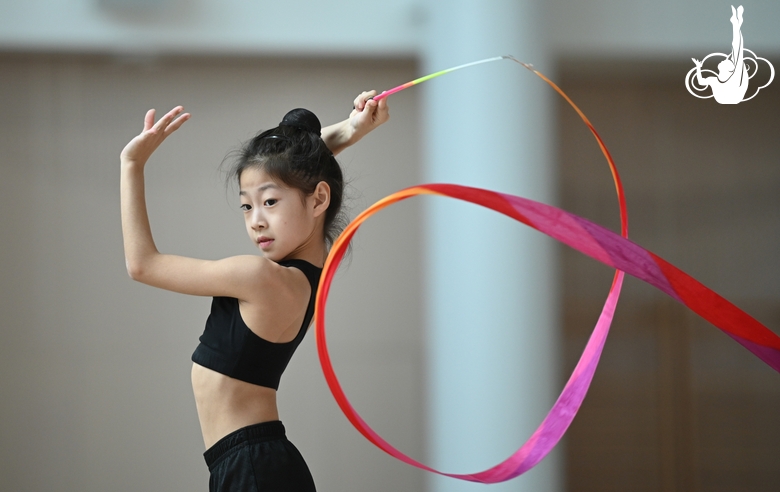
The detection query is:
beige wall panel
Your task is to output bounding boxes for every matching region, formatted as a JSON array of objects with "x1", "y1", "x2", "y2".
[{"x1": 558, "y1": 66, "x2": 780, "y2": 492}]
